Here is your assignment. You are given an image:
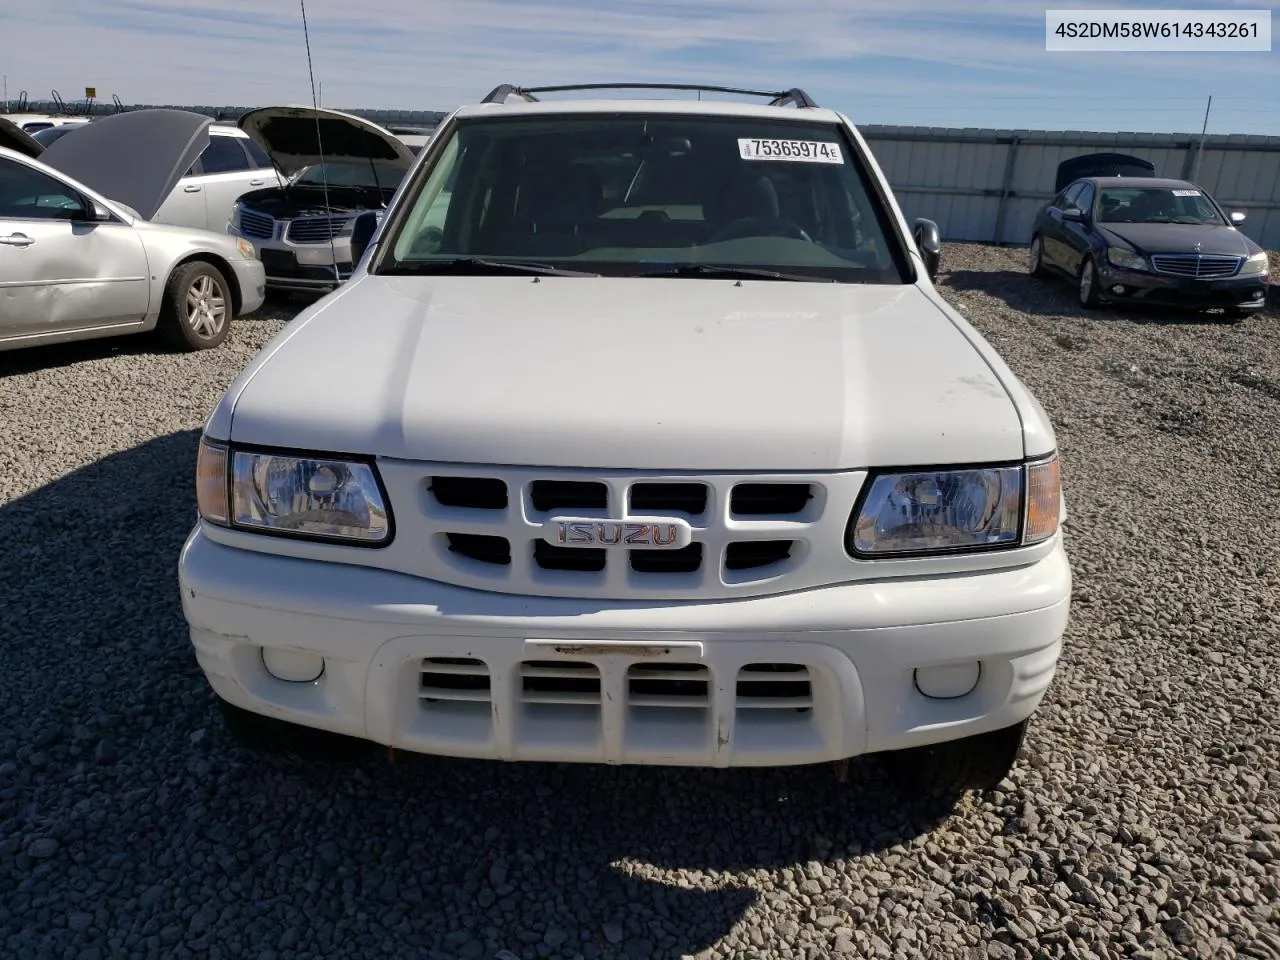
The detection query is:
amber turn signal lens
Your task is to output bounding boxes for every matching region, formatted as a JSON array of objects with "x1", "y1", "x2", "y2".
[
  {"x1": 196, "y1": 439, "x2": 229, "y2": 524},
  {"x1": 1025, "y1": 455, "x2": 1061, "y2": 543}
]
